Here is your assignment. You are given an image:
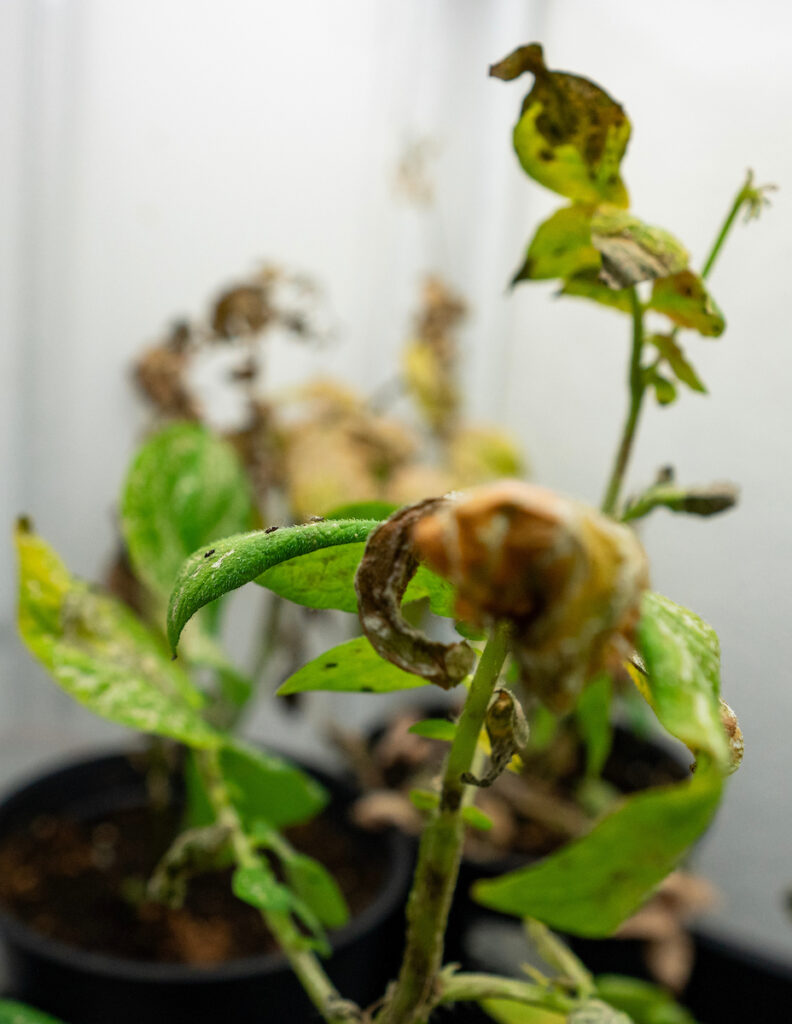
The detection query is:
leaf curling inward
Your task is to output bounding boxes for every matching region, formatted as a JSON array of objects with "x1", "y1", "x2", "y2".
[
  {"x1": 646, "y1": 334, "x2": 707, "y2": 393},
  {"x1": 355, "y1": 498, "x2": 475, "y2": 689},
  {"x1": 167, "y1": 518, "x2": 381, "y2": 653},
  {"x1": 491, "y1": 43, "x2": 631, "y2": 207}
]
